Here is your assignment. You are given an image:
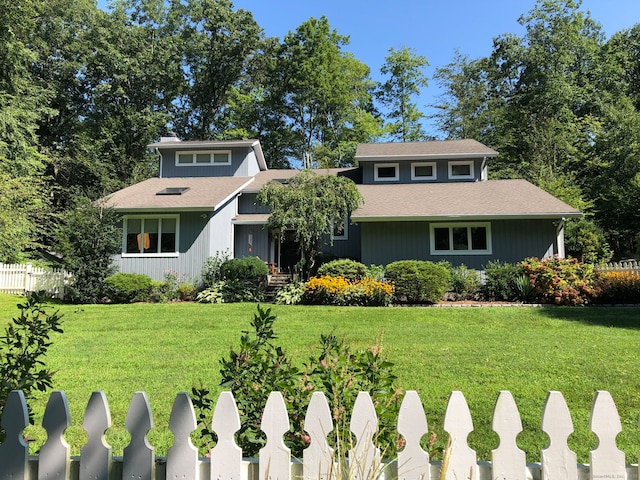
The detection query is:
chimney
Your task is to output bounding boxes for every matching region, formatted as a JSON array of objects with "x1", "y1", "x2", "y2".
[{"x1": 160, "y1": 131, "x2": 181, "y2": 143}]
